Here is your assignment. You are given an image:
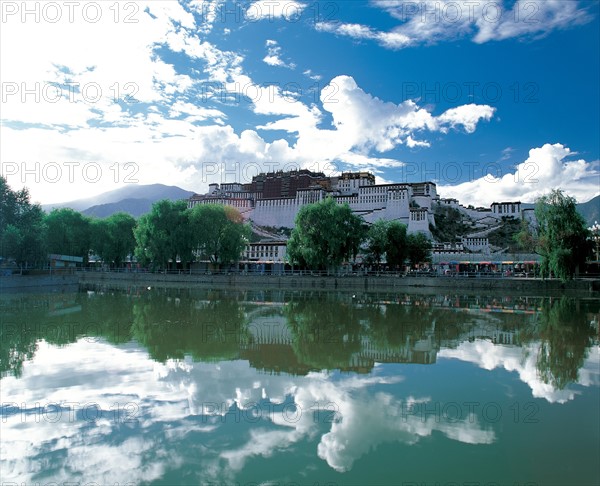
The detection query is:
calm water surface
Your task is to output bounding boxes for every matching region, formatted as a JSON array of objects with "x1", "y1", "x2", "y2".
[{"x1": 1, "y1": 286, "x2": 599, "y2": 485}]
